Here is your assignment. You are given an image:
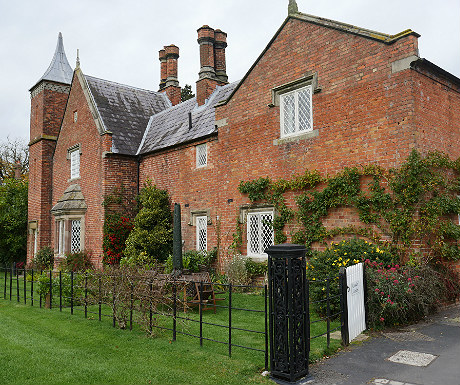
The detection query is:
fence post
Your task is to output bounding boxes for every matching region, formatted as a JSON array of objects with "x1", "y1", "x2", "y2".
[
  {"x1": 266, "y1": 244, "x2": 309, "y2": 383},
  {"x1": 99, "y1": 275, "x2": 102, "y2": 322},
  {"x1": 339, "y1": 267, "x2": 349, "y2": 346},
  {"x1": 23, "y1": 267, "x2": 26, "y2": 304},
  {"x1": 70, "y1": 271, "x2": 74, "y2": 315},
  {"x1": 16, "y1": 263, "x2": 19, "y2": 303},
  {"x1": 3, "y1": 267, "x2": 7, "y2": 299},
  {"x1": 10, "y1": 264, "x2": 13, "y2": 301},
  {"x1": 85, "y1": 272, "x2": 88, "y2": 318},
  {"x1": 199, "y1": 280, "x2": 203, "y2": 347},
  {"x1": 264, "y1": 284, "x2": 268, "y2": 372},
  {"x1": 150, "y1": 282, "x2": 154, "y2": 334},
  {"x1": 228, "y1": 283, "x2": 232, "y2": 357},
  {"x1": 129, "y1": 282, "x2": 133, "y2": 331},
  {"x1": 326, "y1": 278, "x2": 331, "y2": 349},
  {"x1": 49, "y1": 269, "x2": 53, "y2": 309},
  {"x1": 31, "y1": 269, "x2": 34, "y2": 306},
  {"x1": 172, "y1": 281, "x2": 176, "y2": 341},
  {"x1": 59, "y1": 271, "x2": 62, "y2": 312}
]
